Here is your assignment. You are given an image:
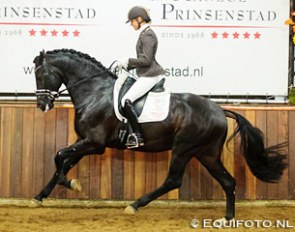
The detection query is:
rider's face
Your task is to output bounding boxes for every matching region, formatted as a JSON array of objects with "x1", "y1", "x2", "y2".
[{"x1": 130, "y1": 17, "x2": 143, "y2": 30}]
